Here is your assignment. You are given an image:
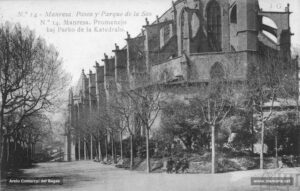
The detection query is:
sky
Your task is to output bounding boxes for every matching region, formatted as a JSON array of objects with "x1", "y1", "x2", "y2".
[{"x1": 0, "y1": 0, "x2": 299, "y2": 85}]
